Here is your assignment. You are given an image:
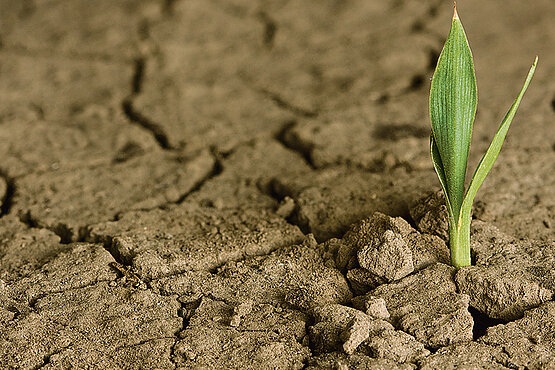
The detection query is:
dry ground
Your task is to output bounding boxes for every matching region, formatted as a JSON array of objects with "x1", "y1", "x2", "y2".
[{"x1": 0, "y1": 0, "x2": 553, "y2": 368}]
